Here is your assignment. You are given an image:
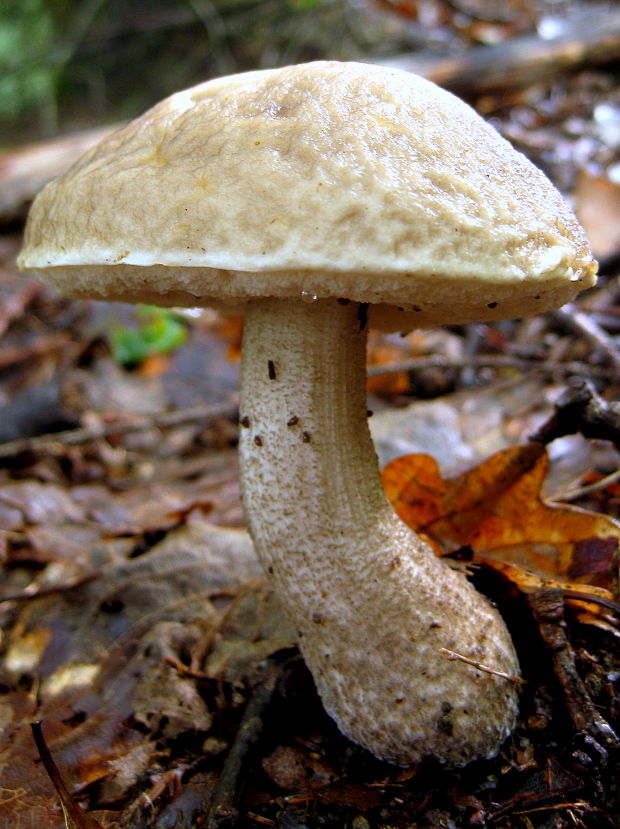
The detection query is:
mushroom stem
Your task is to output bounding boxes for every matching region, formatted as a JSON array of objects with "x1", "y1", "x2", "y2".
[{"x1": 239, "y1": 296, "x2": 520, "y2": 766}]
